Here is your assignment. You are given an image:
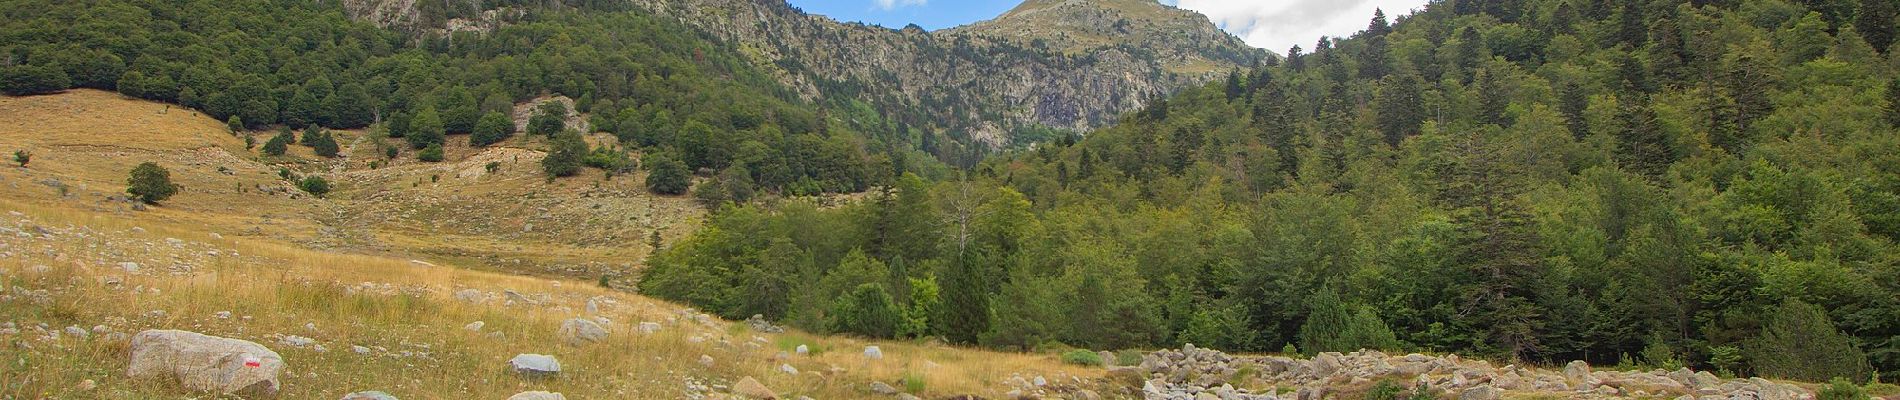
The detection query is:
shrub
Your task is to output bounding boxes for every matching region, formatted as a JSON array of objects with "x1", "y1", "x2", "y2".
[
  {"x1": 1365, "y1": 380, "x2": 1404, "y2": 400},
  {"x1": 262, "y1": 127, "x2": 293, "y2": 156},
  {"x1": 543, "y1": 130, "x2": 587, "y2": 177},
  {"x1": 1748, "y1": 300, "x2": 1872, "y2": 382},
  {"x1": 528, "y1": 101, "x2": 567, "y2": 135},
  {"x1": 418, "y1": 143, "x2": 444, "y2": 162},
  {"x1": 486, "y1": 162, "x2": 501, "y2": 173},
  {"x1": 226, "y1": 116, "x2": 243, "y2": 134},
  {"x1": 12, "y1": 150, "x2": 27, "y2": 167},
  {"x1": 582, "y1": 147, "x2": 634, "y2": 173},
  {"x1": 902, "y1": 371, "x2": 927, "y2": 393},
  {"x1": 384, "y1": 145, "x2": 398, "y2": 159},
  {"x1": 1060, "y1": 349, "x2": 1103, "y2": 366},
  {"x1": 407, "y1": 106, "x2": 445, "y2": 149},
  {"x1": 470, "y1": 111, "x2": 514, "y2": 147},
  {"x1": 1116, "y1": 349, "x2": 1145, "y2": 366},
  {"x1": 125, "y1": 162, "x2": 179, "y2": 204},
  {"x1": 644, "y1": 152, "x2": 691, "y2": 195},
  {"x1": 1819, "y1": 378, "x2": 1870, "y2": 400},
  {"x1": 307, "y1": 131, "x2": 340, "y2": 158},
  {"x1": 298, "y1": 176, "x2": 331, "y2": 197}
]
